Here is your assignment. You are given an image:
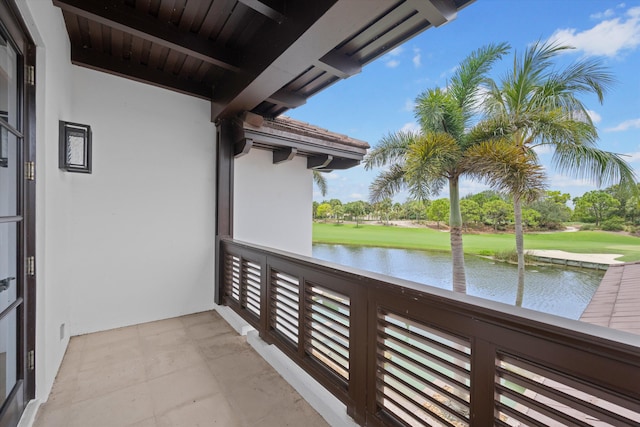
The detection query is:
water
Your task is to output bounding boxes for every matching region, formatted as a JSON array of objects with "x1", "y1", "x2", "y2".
[{"x1": 312, "y1": 244, "x2": 604, "y2": 320}]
